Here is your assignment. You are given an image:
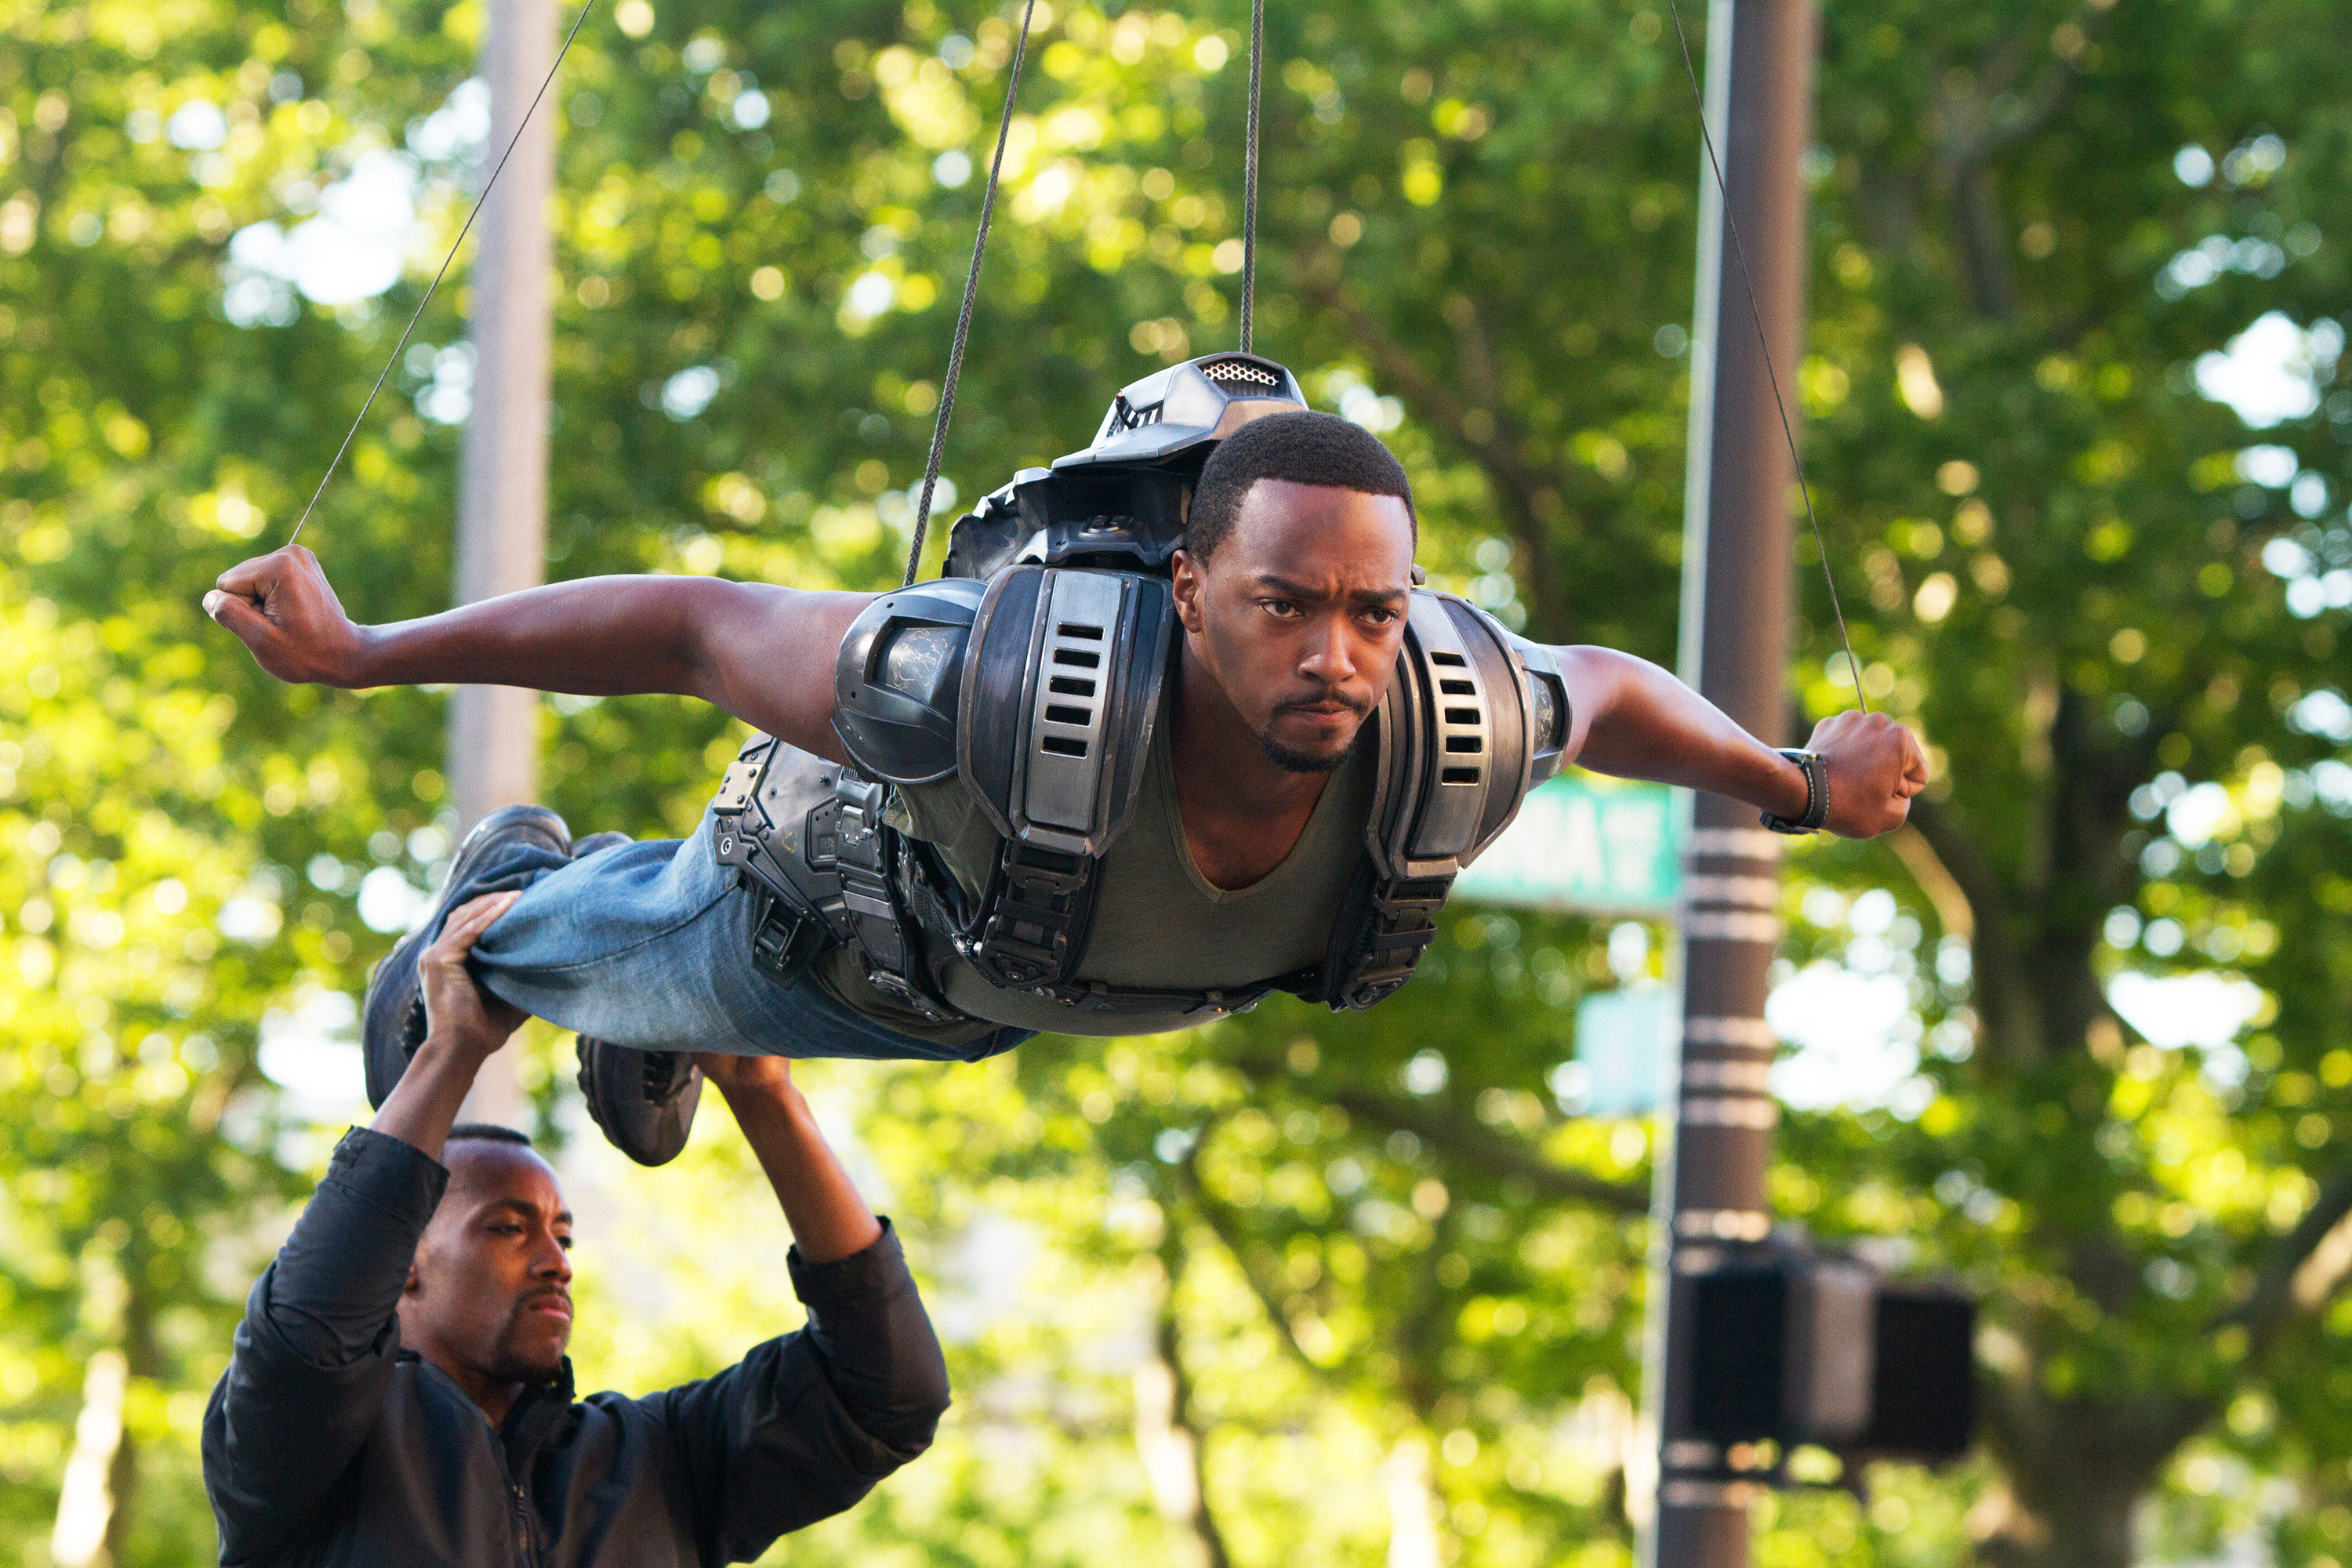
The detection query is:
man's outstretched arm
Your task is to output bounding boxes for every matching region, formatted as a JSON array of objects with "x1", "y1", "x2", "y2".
[
  {"x1": 203, "y1": 544, "x2": 868, "y2": 759},
  {"x1": 1552, "y1": 645, "x2": 1926, "y2": 838}
]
